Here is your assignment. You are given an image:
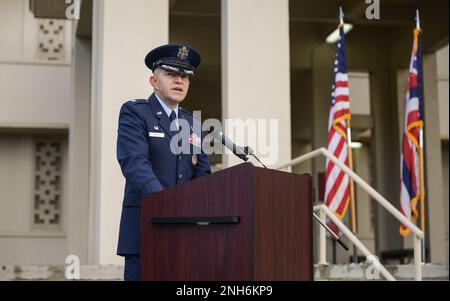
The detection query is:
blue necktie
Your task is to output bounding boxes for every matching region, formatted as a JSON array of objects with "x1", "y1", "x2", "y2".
[
  {"x1": 169, "y1": 110, "x2": 178, "y2": 132},
  {"x1": 170, "y1": 111, "x2": 181, "y2": 148}
]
